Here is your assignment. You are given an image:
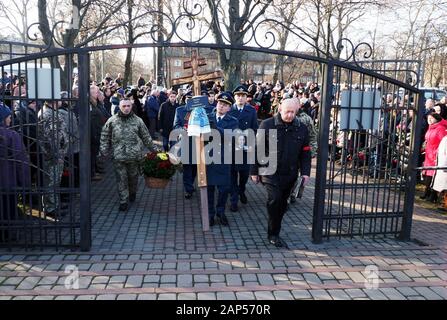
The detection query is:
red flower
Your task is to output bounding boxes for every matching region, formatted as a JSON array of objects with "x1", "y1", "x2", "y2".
[
  {"x1": 147, "y1": 152, "x2": 157, "y2": 160},
  {"x1": 158, "y1": 161, "x2": 171, "y2": 169},
  {"x1": 358, "y1": 152, "x2": 365, "y2": 161}
]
